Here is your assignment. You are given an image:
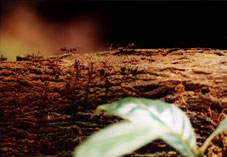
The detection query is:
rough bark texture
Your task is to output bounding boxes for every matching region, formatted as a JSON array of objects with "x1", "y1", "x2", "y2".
[{"x1": 0, "y1": 48, "x2": 226, "y2": 157}]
